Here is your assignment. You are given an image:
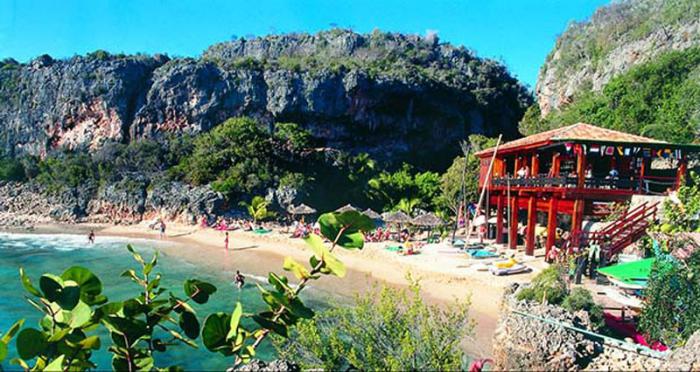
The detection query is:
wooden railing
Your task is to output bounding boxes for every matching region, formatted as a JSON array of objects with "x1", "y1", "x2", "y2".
[
  {"x1": 492, "y1": 175, "x2": 642, "y2": 190},
  {"x1": 572, "y1": 201, "x2": 659, "y2": 260},
  {"x1": 491, "y1": 175, "x2": 678, "y2": 194}
]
